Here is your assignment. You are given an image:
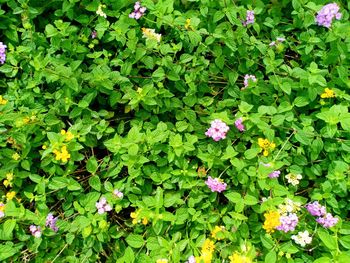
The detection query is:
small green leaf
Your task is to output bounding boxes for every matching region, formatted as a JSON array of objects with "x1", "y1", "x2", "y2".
[
  {"x1": 89, "y1": 175, "x2": 101, "y2": 191},
  {"x1": 86, "y1": 157, "x2": 98, "y2": 174},
  {"x1": 126, "y1": 234, "x2": 144, "y2": 248}
]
